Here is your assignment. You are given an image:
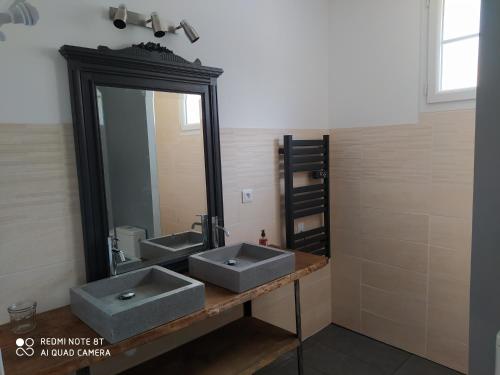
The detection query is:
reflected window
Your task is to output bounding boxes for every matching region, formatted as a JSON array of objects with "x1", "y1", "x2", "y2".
[{"x1": 181, "y1": 94, "x2": 202, "y2": 131}]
